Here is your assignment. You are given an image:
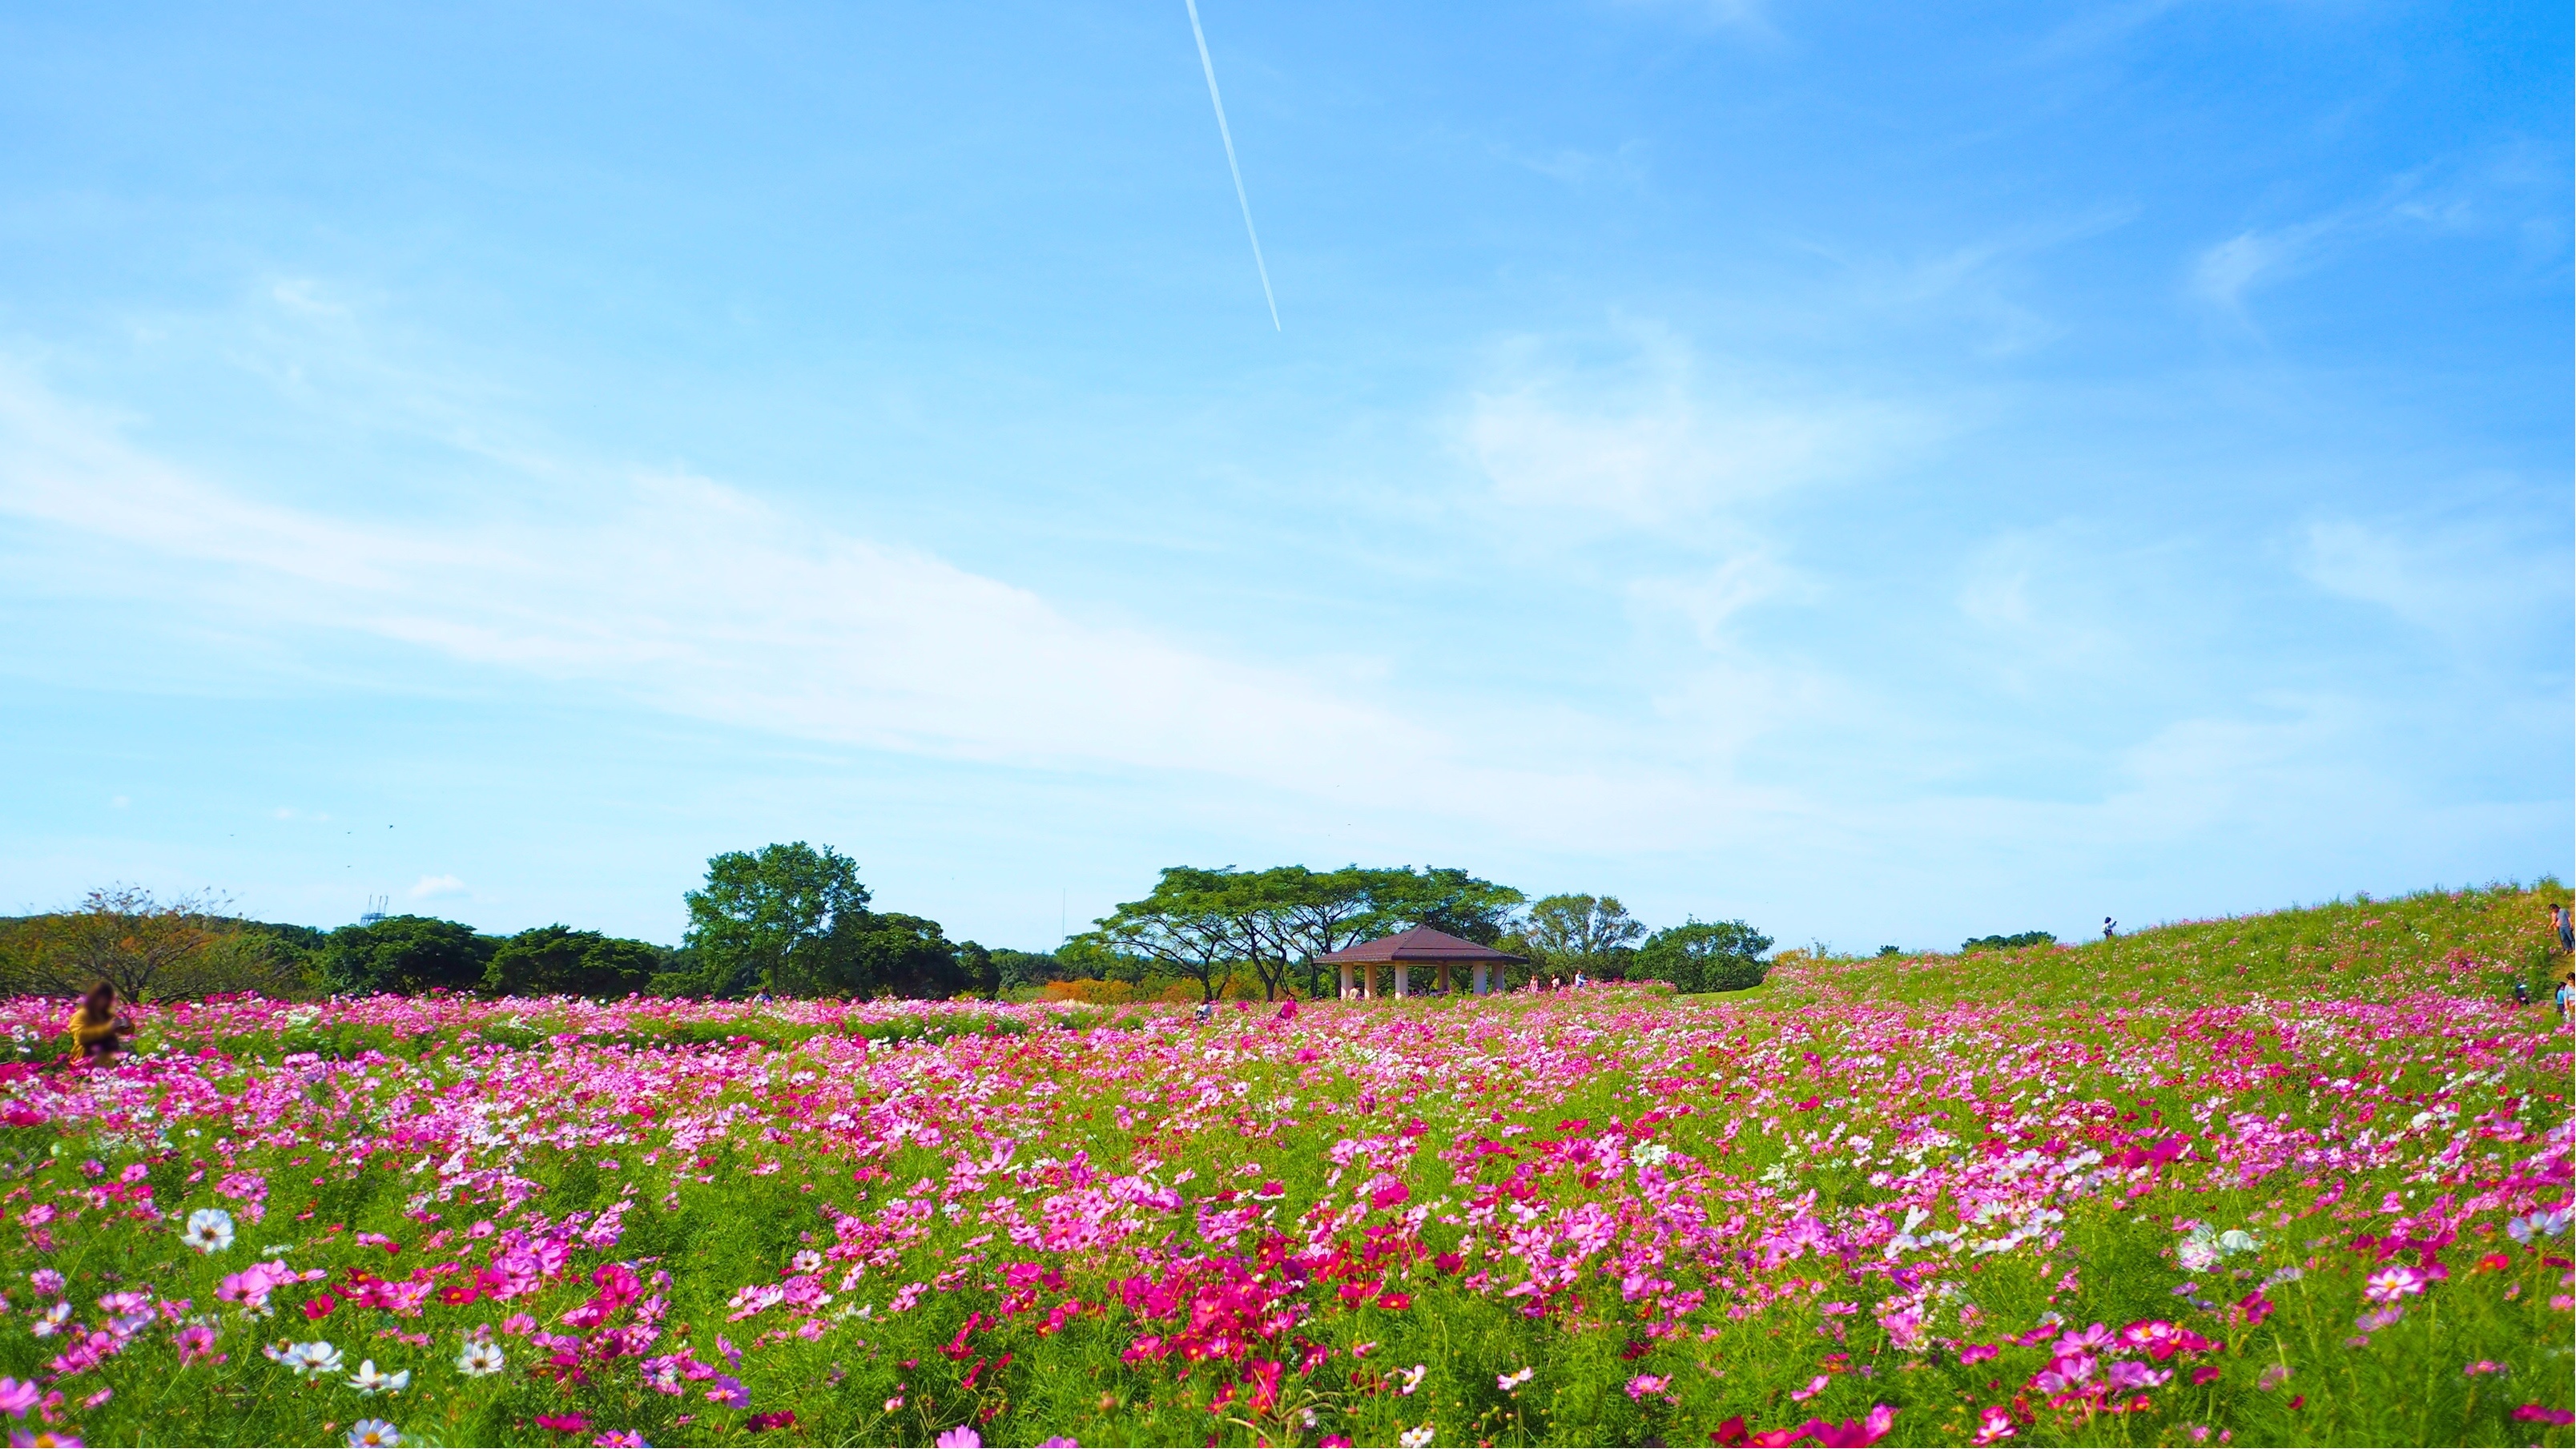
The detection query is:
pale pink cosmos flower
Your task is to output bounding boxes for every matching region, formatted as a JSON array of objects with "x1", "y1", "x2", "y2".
[{"x1": 2362, "y1": 1265, "x2": 2427, "y2": 1303}]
